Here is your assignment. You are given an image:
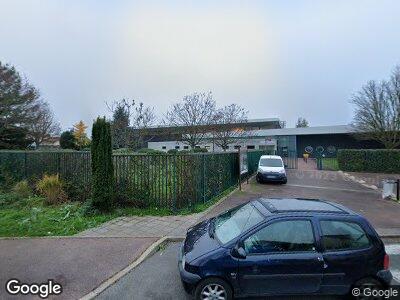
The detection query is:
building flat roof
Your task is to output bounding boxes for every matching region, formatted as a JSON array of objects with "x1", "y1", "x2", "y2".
[{"x1": 254, "y1": 125, "x2": 356, "y2": 137}]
